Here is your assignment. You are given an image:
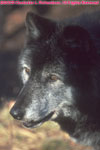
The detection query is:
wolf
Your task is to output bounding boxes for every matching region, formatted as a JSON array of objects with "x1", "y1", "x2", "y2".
[{"x1": 10, "y1": 11, "x2": 100, "y2": 150}]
